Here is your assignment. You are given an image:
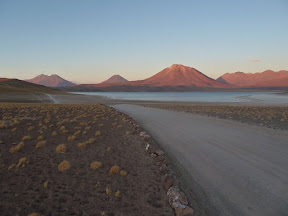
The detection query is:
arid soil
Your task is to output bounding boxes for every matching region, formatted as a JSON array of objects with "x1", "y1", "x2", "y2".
[
  {"x1": 143, "y1": 104, "x2": 288, "y2": 130},
  {"x1": 0, "y1": 103, "x2": 173, "y2": 216}
]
